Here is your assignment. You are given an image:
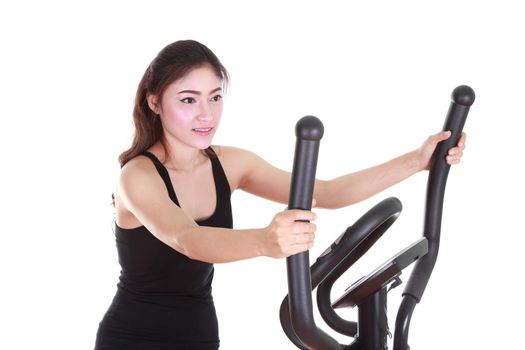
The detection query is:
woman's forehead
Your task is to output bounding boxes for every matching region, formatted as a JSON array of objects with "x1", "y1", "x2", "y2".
[{"x1": 174, "y1": 65, "x2": 222, "y2": 91}]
